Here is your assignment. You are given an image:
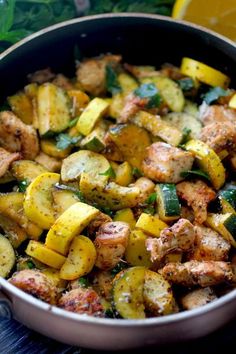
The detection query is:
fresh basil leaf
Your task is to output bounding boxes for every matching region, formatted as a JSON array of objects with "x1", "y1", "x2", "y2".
[
  {"x1": 180, "y1": 169, "x2": 210, "y2": 181},
  {"x1": 106, "y1": 65, "x2": 121, "y2": 95},
  {"x1": 202, "y1": 87, "x2": 230, "y2": 105},
  {"x1": 145, "y1": 192, "x2": 157, "y2": 204},
  {"x1": 132, "y1": 167, "x2": 143, "y2": 178},
  {"x1": 18, "y1": 179, "x2": 29, "y2": 192},
  {"x1": 56, "y1": 133, "x2": 80, "y2": 150},
  {"x1": 134, "y1": 83, "x2": 162, "y2": 108},
  {"x1": 99, "y1": 166, "x2": 116, "y2": 179},
  {"x1": 177, "y1": 78, "x2": 195, "y2": 91}
]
